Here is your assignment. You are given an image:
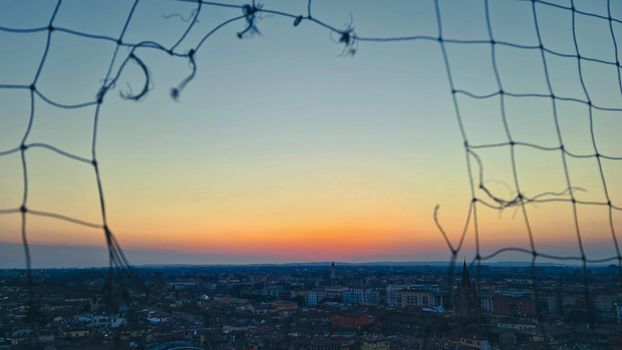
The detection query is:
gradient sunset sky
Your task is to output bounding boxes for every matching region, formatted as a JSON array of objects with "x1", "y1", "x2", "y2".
[{"x1": 0, "y1": 0, "x2": 621, "y2": 267}]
